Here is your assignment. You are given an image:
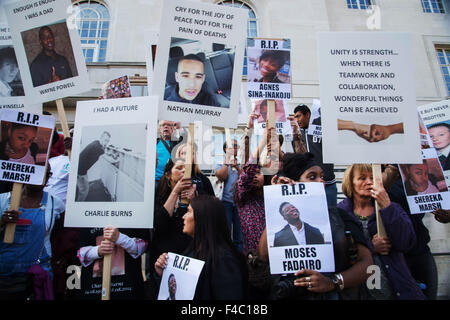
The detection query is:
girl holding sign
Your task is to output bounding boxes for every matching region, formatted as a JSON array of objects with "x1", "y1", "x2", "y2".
[
  {"x1": 155, "y1": 195, "x2": 248, "y2": 300},
  {"x1": 338, "y1": 164, "x2": 426, "y2": 300}
]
